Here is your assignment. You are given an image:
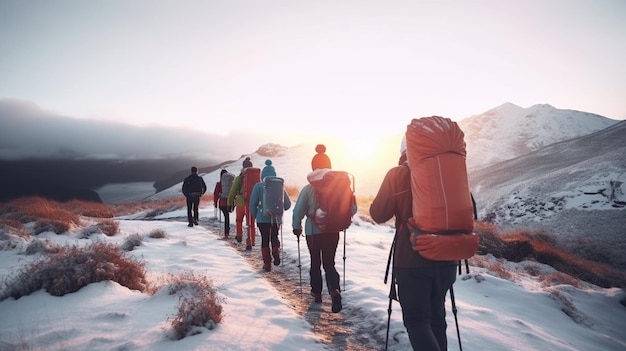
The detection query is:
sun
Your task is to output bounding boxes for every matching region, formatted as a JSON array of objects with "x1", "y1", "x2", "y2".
[{"x1": 345, "y1": 140, "x2": 377, "y2": 161}]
